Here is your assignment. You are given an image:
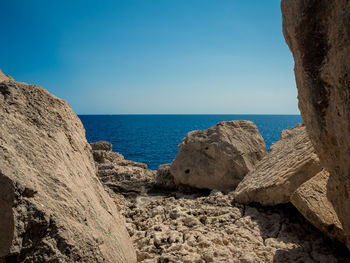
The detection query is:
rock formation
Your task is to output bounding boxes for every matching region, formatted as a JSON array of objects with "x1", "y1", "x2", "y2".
[
  {"x1": 0, "y1": 73, "x2": 136, "y2": 262},
  {"x1": 291, "y1": 170, "x2": 345, "y2": 243},
  {"x1": 91, "y1": 140, "x2": 113, "y2": 151},
  {"x1": 234, "y1": 124, "x2": 322, "y2": 205},
  {"x1": 170, "y1": 120, "x2": 267, "y2": 190},
  {"x1": 90, "y1": 142, "x2": 156, "y2": 202},
  {"x1": 0, "y1": 69, "x2": 14, "y2": 82},
  {"x1": 125, "y1": 194, "x2": 349, "y2": 263},
  {"x1": 155, "y1": 164, "x2": 177, "y2": 191},
  {"x1": 90, "y1": 141, "x2": 350, "y2": 262},
  {"x1": 282, "y1": 0, "x2": 350, "y2": 247}
]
